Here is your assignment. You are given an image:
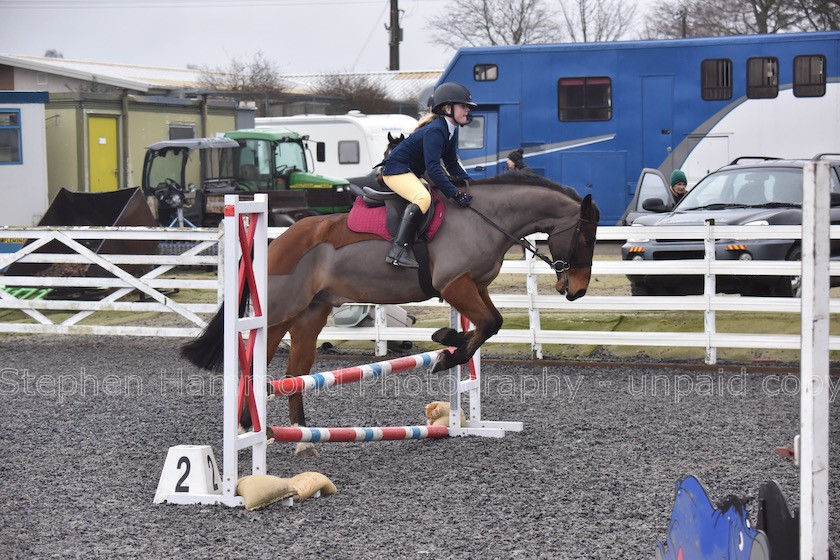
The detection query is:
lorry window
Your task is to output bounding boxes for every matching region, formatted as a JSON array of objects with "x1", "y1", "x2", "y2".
[
  {"x1": 338, "y1": 140, "x2": 360, "y2": 164},
  {"x1": 474, "y1": 64, "x2": 497, "y2": 81},
  {"x1": 458, "y1": 116, "x2": 484, "y2": 149},
  {"x1": 747, "y1": 57, "x2": 779, "y2": 99},
  {"x1": 275, "y1": 139, "x2": 307, "y2": 172},
  {"x1": 793, "y1": 54, "x2": 826, "y2": 97},
  {"x1": 557, "y1": 77, "x2": 612, "y2": 121},
  {"x1": 701, "y1": 59, "x2": 732, "y2": 100}
]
